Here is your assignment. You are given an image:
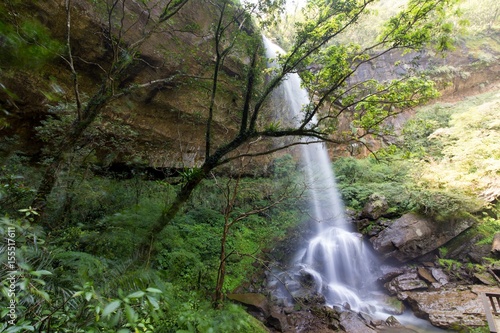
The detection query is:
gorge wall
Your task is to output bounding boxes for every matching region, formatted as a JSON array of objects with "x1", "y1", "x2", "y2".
[{"x1": 1, "y1": 1, "x2": 499, "y2": 172}]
